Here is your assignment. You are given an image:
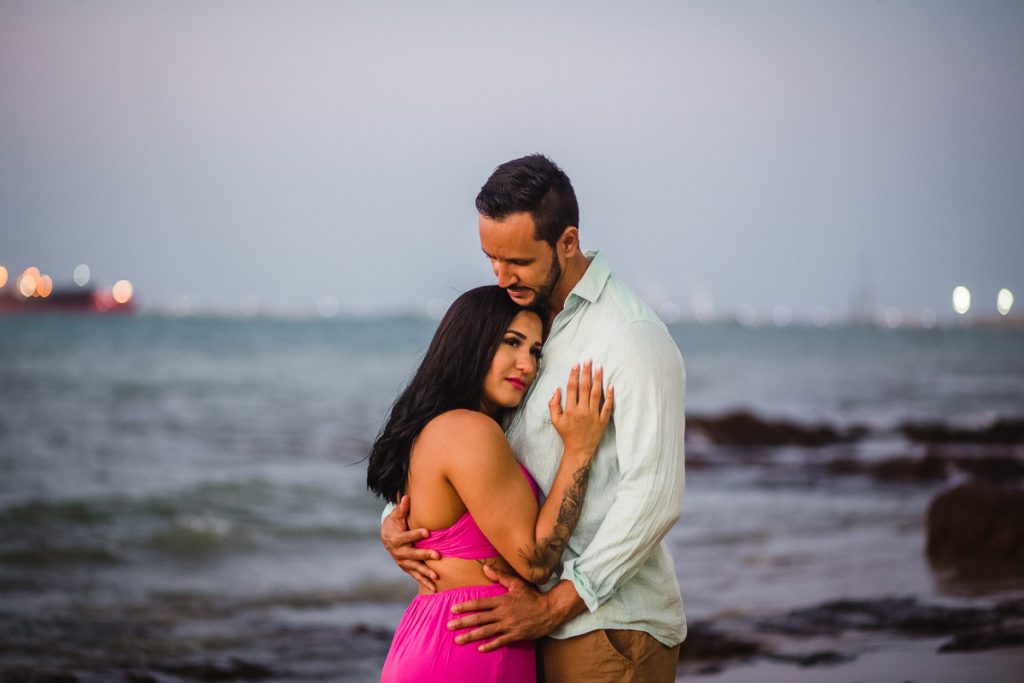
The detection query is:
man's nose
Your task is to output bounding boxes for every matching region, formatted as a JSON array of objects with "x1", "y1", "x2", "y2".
[{"x1": 494, "y1": 262, "x2": 516, "y2": 288}]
